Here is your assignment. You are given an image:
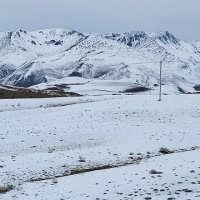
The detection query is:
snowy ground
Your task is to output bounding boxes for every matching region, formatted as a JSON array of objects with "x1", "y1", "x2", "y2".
[
  {"x1": 31, "y1": 77, "x2": 182, "y2": 96},
  {"x1": 0, "y1": 94, "x2": 200, "y2": 199}
]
